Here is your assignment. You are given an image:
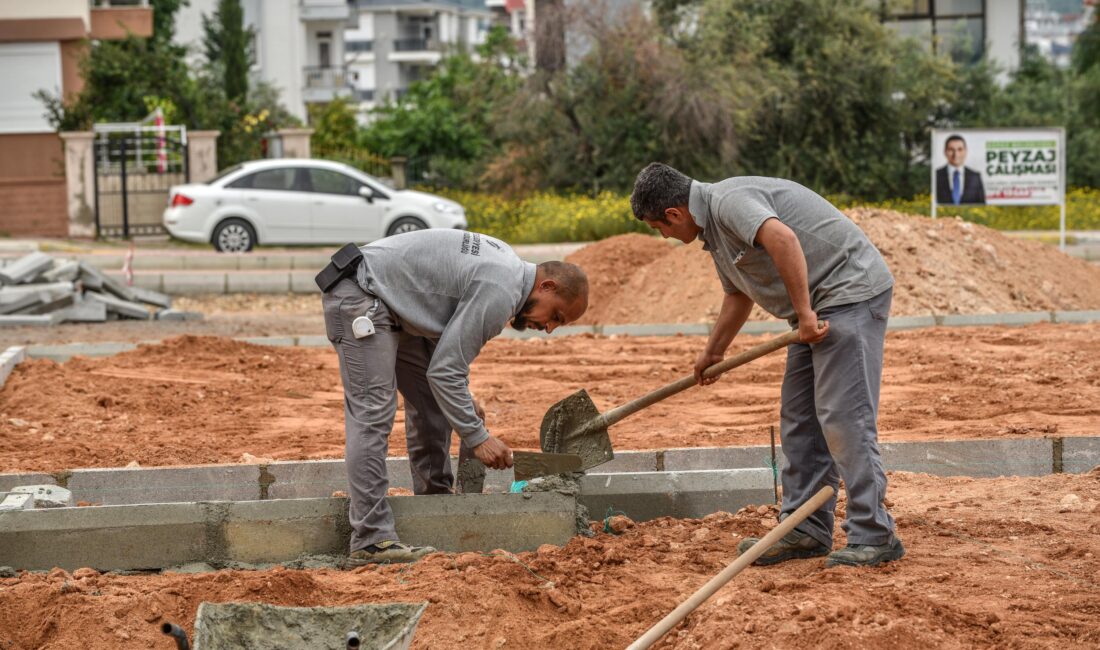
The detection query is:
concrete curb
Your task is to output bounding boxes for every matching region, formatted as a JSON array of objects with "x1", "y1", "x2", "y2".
[
  {"x1": 0, "y1": 492, "x2": 577, "y2": 571},
  {"x1": 578, "y1": 468, "x2": 775, "y2": 522},
  {"x1": 3, "y1": 438, "x2": 1092, "y2": 506},
  {"x1": 0, "y1": 346, "x2": 26, "y2": 389}
]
